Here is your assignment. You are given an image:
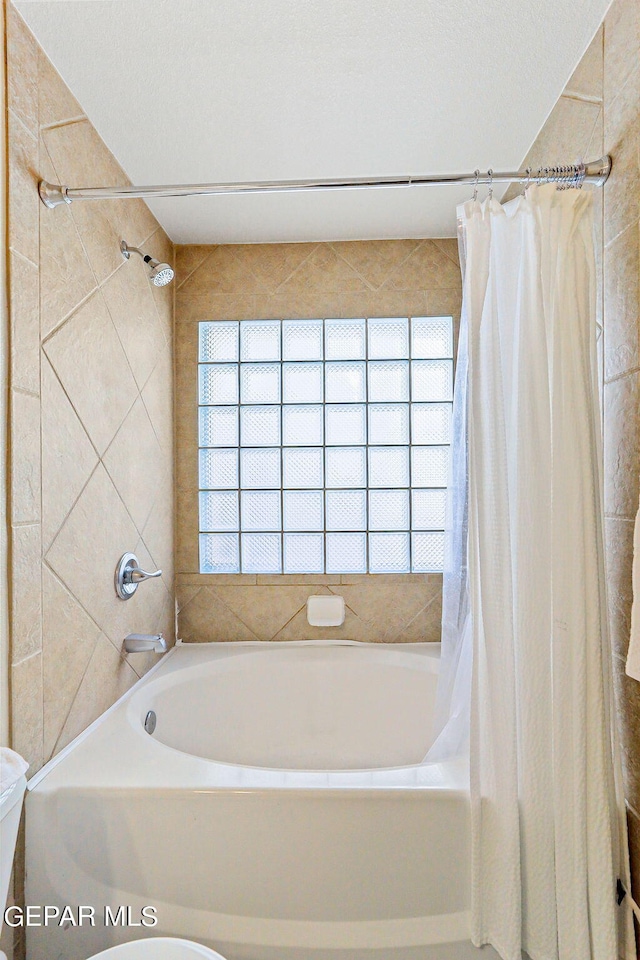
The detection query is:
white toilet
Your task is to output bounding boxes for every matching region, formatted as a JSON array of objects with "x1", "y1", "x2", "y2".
[{"x1": 0, "y1": 775, "x2": 226, "y2": 960}]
